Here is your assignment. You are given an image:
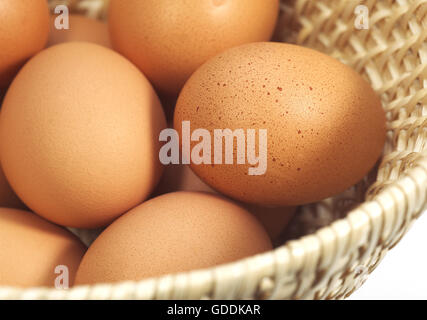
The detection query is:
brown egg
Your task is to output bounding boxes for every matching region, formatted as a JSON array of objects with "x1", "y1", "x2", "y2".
[
  {"x1": 108, "y1": 0, "x2": 279, "y2": 95},
  {"x1": 0, "y1": 0, "x2": 49, "y2": 88},
  {"x1": 0, "y1": 42, "x2": 167, "y2": 228},
  {"x1": 48, "y1": 14, "x2": 111, "y2": 48},
  {"x1": 75, "y1": 192, "x2": 272, "y2": 284},
  {"x1": 0, "y1": 208, "x2": 86, "y2": 287},
  {"x1": 174, "y1": 42, "x2": 387, "y2": 206}
]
